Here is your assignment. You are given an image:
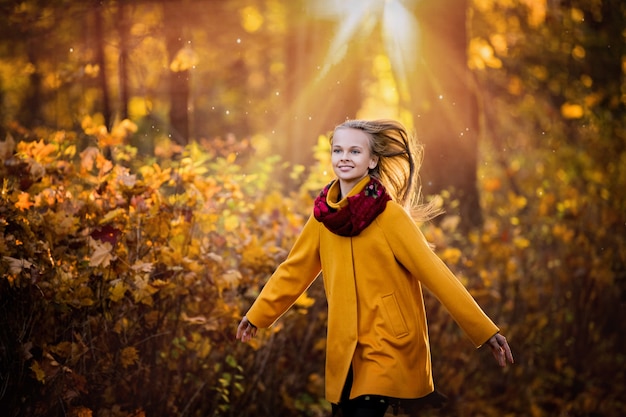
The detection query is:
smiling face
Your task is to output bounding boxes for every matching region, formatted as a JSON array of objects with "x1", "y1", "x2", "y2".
[{"x1": 331, "y1": 128, "x2": 379, "y2": 195}]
